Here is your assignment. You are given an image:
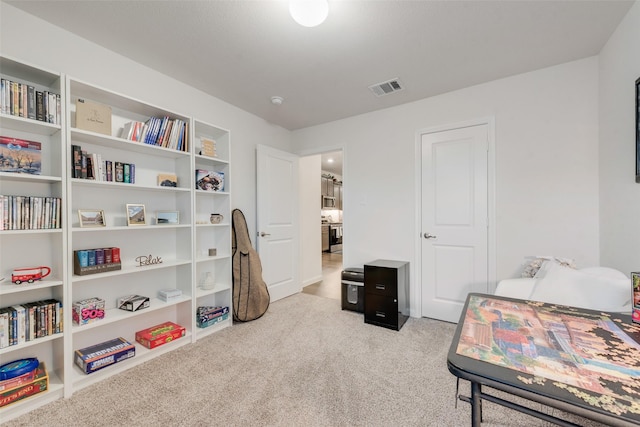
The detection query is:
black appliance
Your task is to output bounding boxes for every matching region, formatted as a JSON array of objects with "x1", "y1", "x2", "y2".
[
  {"x1": 329, "y1": 223, "x2": 342, "y2": 253},
  {"x1": 341, "y1": 267, "x2": 364, "y2": 312}
]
